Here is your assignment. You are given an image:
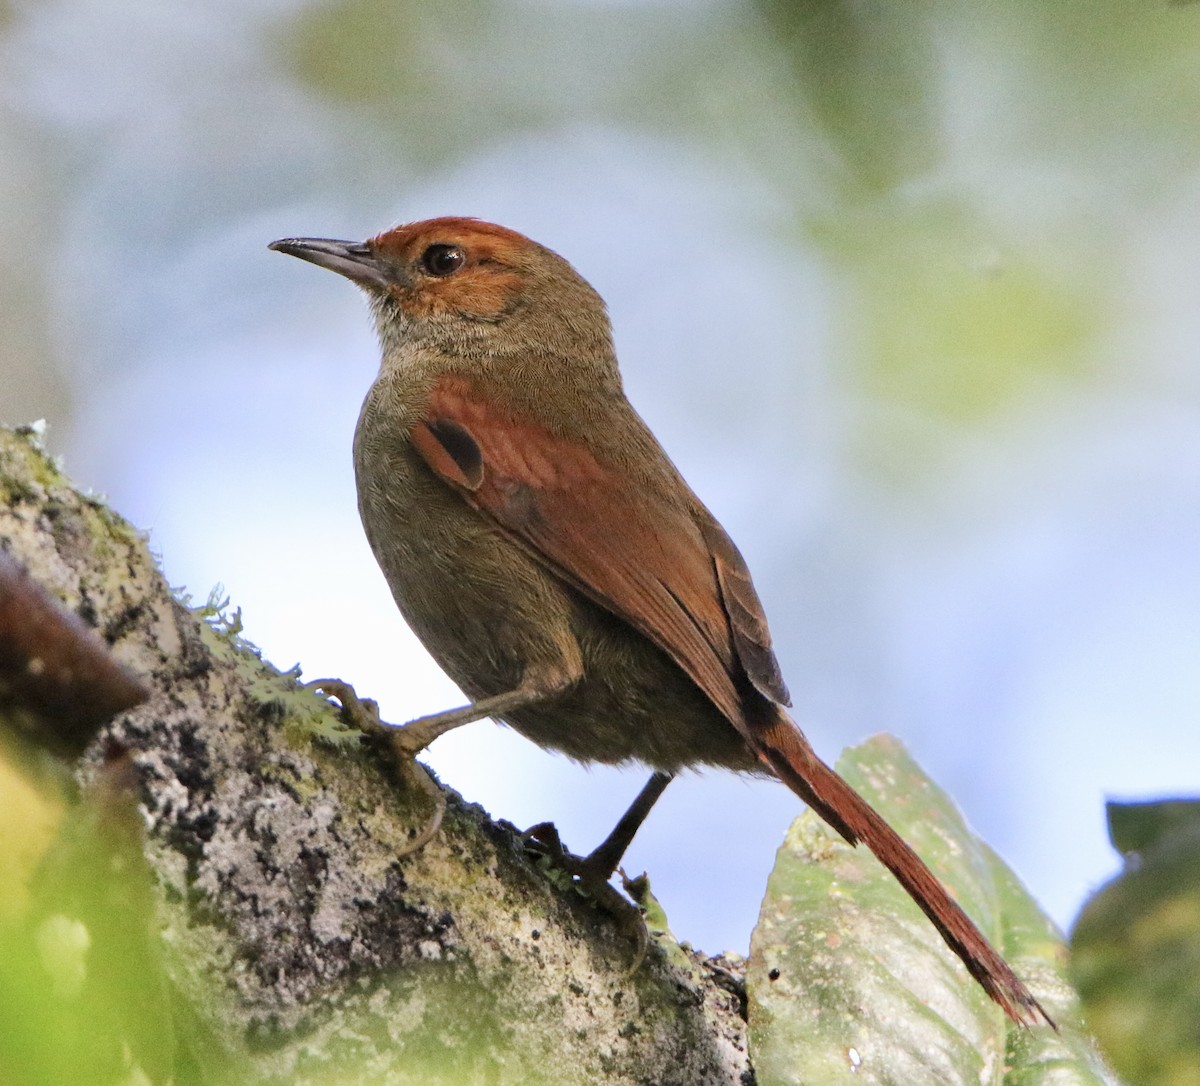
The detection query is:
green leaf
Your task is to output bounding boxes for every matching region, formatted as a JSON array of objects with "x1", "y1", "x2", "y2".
[
  {"x1": 1104, "y1": 798, "x2": 1200, "y2": 859},
  {"x1": 1071, "y1": 799, "x2": 1200, "y2": 1086},
  {"x1": 747, "y1": 735, "x2": 1115, "y2": 1085}
]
